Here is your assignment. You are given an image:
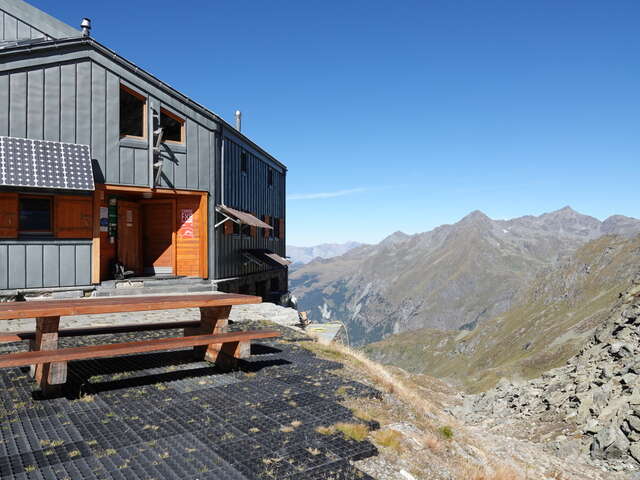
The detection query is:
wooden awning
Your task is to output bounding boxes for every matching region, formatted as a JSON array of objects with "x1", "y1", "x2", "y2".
[
  {"x1": 242, "y1": 249, "x2": 292, "y2": 268},
  {"x1": 216, "y1": 204, "x2": 272, "y2": 229},
  {"x1": 0, "y1": 136, "x2": 94, "y2": 190}
]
